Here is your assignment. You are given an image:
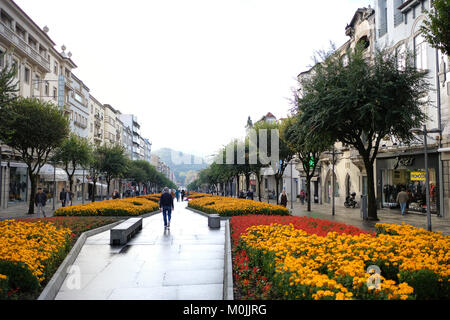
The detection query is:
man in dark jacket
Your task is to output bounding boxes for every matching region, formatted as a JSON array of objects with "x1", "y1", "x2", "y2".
[
  {"x1": 60, "y1": 188, "x2": 67, "y2": 207},
  {"x1": 159, "y1": 187, "x2": 174, "y2": 229},
  {"x1": 35, "y1": 188, "x2": 47, "y2": 217}
]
